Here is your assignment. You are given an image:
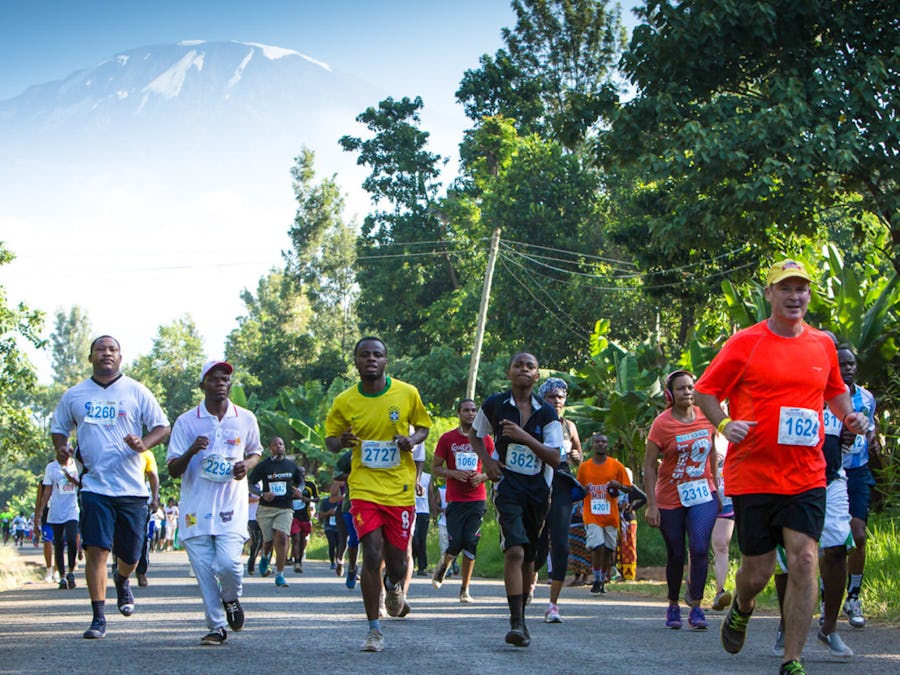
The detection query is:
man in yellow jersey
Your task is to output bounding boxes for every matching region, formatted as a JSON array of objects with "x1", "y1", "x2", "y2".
[{"x1": 325, "y1": 337, "x2": 431, "y2": 653}]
